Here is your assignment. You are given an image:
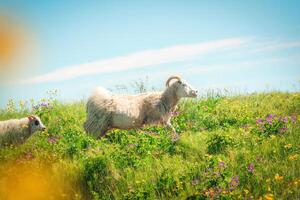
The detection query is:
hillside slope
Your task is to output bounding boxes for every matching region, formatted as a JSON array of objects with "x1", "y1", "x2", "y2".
[{"x1": 0, "y1": 92, "x2": 299, "y2": 200}]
